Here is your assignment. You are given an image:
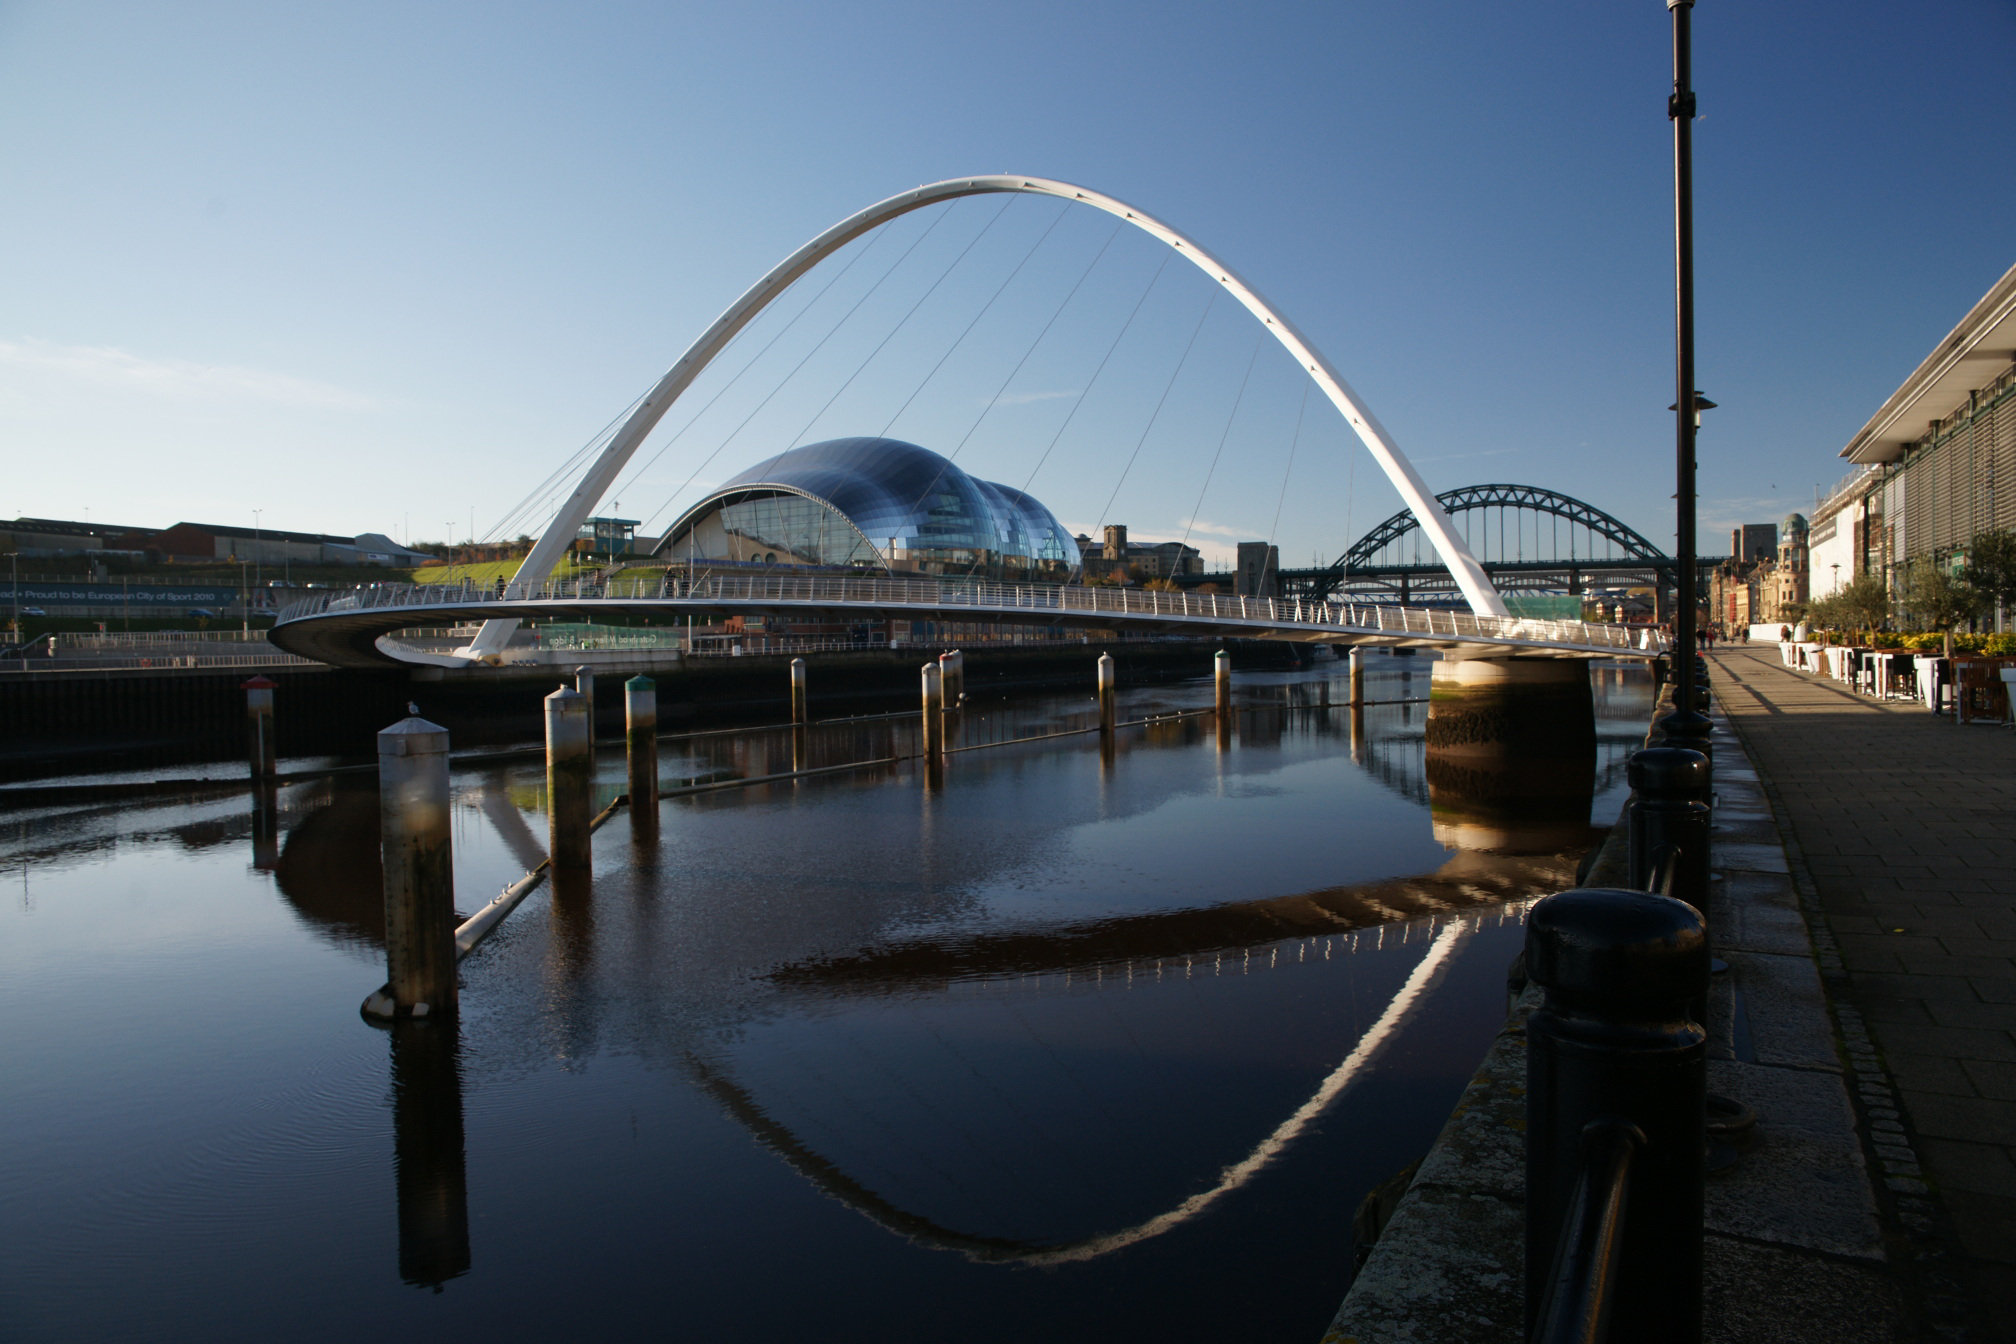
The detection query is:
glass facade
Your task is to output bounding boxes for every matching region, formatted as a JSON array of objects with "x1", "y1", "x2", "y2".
[{"x1": 657, "y1": 437, "x2": 1080, "y2": 582}]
